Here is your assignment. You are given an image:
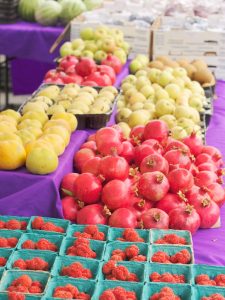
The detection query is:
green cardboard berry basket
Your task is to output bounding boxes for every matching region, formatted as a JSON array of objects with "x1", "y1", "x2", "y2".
[
  {"x1": 44, "y1": 277, "x2": 95, "y2": 298},
  {"x1": 59, "y1": 237, "x2": 106, "y2": 260},
  {"x1": 51, "y1": 256, "x2": 100, "y2": 281},
  {"x1": 193, "y1": 264, "x2": 225, "y2": 286},
  {"x1": 193, "y1": 285, "x2": 225, "y2": 299},
  {"x1": 92, "y1": 280, "x2": 144, "y2": 300},
  {"x1": 0, "y1": 269, "x2": 5, "y2": 281},
  {"x1": 0, "y1": 249, "x2": 13, "y2": 268},
  {"x1": 0, "y1": 270, "x2": 50, "y2": 295},
  {"x1": 0, "y1": 230, "x2": 22, "y2": 249},
  {"x1": 147, "y1": 262, "x2": 193, "y2": 284},
  {"x1": 16, "y1": 233, "x2": 64, "y2": 253},
  {"x1": 0, "y1": 293, "x2": 42, "y2": 299},
  {"x1": 108, "y1": 227, "x2": 150, "y2": 243},
  {"x1": 6, "y1": 250, "x2": 57, "y2": 272},
  {"x1": 103, "y1": 241, "x2": 150, "y2": 262},
  {"x1": 67, "y1": 224, "x2": 109, "y2": 241},
  {"x1": 151, "y1": 229, "x2": 192, "y2": 246},
  {"x1": 150, "y1": 245, "x2": 194, "y2": 264},
  {"x1": 142, "y1": 283, "x2": 192, "y2": 300},
  {"x1": 0, "y1": 215, "x2": 30, "y2": 231},
  {"x1": 27, "y1": 216, "x2": 70, "y2": 236},
  {"x1": 99, "y1": 261, "x2": 146, "y2": 283}
]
